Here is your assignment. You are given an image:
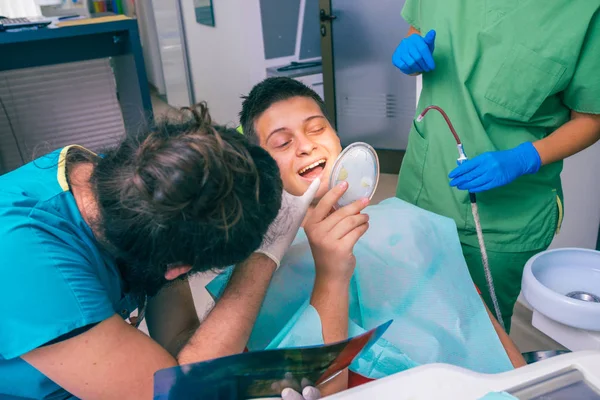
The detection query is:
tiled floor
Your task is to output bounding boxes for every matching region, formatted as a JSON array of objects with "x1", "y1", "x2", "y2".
[{"x1": 145, "y1": 94, "x2": 565, "y2": 355}]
